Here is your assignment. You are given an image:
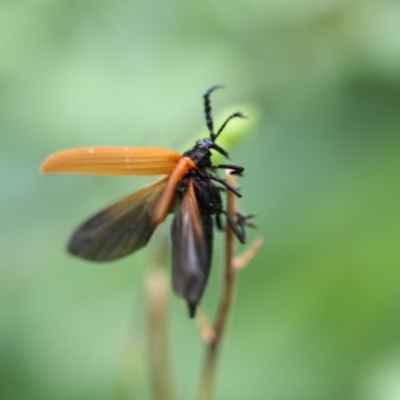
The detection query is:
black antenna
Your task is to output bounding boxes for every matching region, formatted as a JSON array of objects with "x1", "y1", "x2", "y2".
[
  {"x1": 203, "y1": 85, "x2": 224, "y2": 140},
  {"x1": 213, "y1": 112, "x2": 246, "y2": 142}
]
